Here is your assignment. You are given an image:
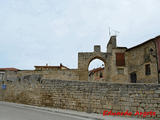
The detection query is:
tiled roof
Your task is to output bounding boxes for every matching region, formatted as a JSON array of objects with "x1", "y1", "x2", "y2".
[
  {"x1": 89, "y1": 67, "x2": 104, "y2": 73},
  {"x1": 35, "y1": 66, "x2": 60, "y2": 68},
  {"x1": 0, "y1": 68, "x2": 20, "y2": 71},
  {"x1": 34, "y1": 64, "x2": 69, "y2": 69}
]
